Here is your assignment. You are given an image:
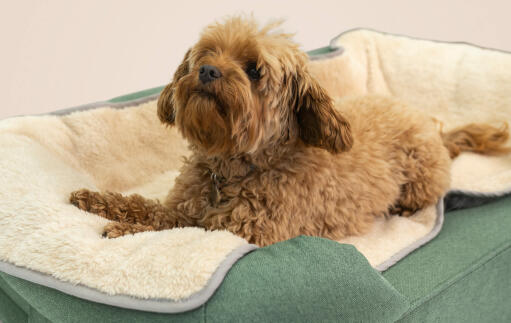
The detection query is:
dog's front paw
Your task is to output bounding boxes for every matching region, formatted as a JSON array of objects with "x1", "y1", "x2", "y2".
[
  {"x1": 102, "y1": 222, "x2": 126, "y2": 239},
  {"x1": 70, "y1": 189, "x2": 95, "y2": 211},
  {"x1": 102, "y1": 222, "x2": 155, "y2": 239}
]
